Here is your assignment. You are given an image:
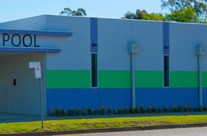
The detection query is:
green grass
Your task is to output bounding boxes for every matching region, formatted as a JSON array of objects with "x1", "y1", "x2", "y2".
[{"x1": 1, "y1": 115, "x2": 207, "y2": 134}]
